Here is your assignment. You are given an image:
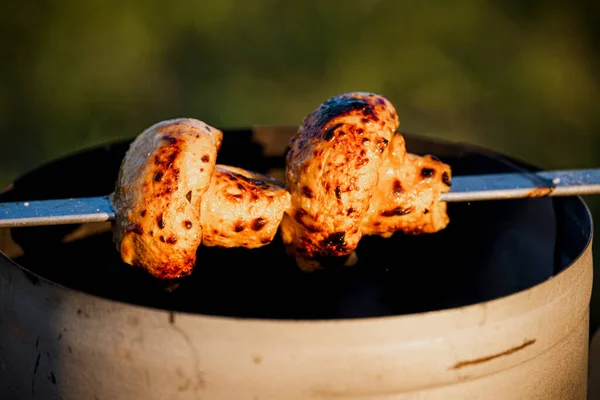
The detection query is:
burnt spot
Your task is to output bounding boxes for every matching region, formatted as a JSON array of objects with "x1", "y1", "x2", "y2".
[
  {"x1": 376, "y1": 138, "x2": 389, "y2": 154},
  {"x1": 393, "y1": 179, "x2": 403, "y2": 195},
  {"x1": 362, "y1": 107, "x2": 379, "y2": 122},
  {"x1": 260, "y1": 238, "x2": 271, "y2": 244},
  {"x1": 185, "y1": 191, "x2": 192, "y2": 203},
  {"x1": 294, "y1": 208, "x2": 307, "y2": 223},
  {"x1": 322, "y1": 232, "x2": 346, "y2": 252},
  {"x1": 375, "y1": 98, "x2": 385, "y2": 105},
  {"x1": 201, "y1": 155, "x2": 210, "y2": 163},
  {"x1": 157, "y1": 214, "x2": 165, "y2": 229},
  {"x1": 128, "y1": 224, "x2": 144, "y2": 235},
  {"x1": 424, "y1": 209, "x2": 430, "y2": 214},
  {"x1": 166, "y1": 236, "x2": 178, "y2": 245},
  {"x1": 335, "y1": 186, "x2": 341, "y2": 200},
  {"x1": 251, "y1": 193, "x2": 259, "y2": 201},
  {"x1": 421, "y1": 168, "x2": 435, "y2": 178},
  {"x1": 162, "y1": 135, "x2": 177, "y2": 144},
  {"x1": 381, "y1": 207, "x2": 412, "y2": 217},
  {"x1": 251, "y1": 217, "x2": 267, "y2": 231},
  {"x1": 325, "y1": 182, "x2": 331, "y2": 192},
  {"x1": 153, "y1": 147, "x2": 181, "y2": 196},
  {"x1": 313, "y1": 149, "x2": 322, "y2": 157},
  {"x1": 361, "y1": 118, "x2": 370, "y2": 124},
  {"x1": 232, "y1": 172, "x2": 272, "y2": 190},
  {"x1": 212, "y1": 229, "x2": 219, "y2": 234},
  {"x1": 237, "y1": 183, "x2": 246, "y2": 192},
  {"x1": 159, "y1": 235, "x2": 166, "y2": 243},
  {"x1": 184, "y1": 220, "x2": 193, "y2": 229},
  {"x1": 323, "y1": 123, "x2": 343, "y2": 141},
  {"x1": 154, "y1": 146, "x2": 181, "y2": 168},
  {"x1": 356, "y1": 157, "x2": 369, "y2": 168},
  {"x1": 234, "y1": 222, "x2": 245, "y2": 232},
  {"x1": 347, "y1": 207, "x2": 355, "y2": 215},
  {"x1": 149, "y1": 230, "x2": 154, "y2": 236},
  {"x1": 360, "y1": 149, "x2": 366, "y2": 157},
  {"x1": 302, "y1": 186, "x2": 314, "y2": 198},
  {"x1": 317, "y1": 96, "x2": 373, "y2": 127},
  {"x1": 140, "y1": 209, "x2": 147, "y2": 217},
  {"x1": 430, "y1": 155, "x2": 441, "y2": 162},
  {"x1": 442, "y1": 171, "x2": 452, "y2": 187},
  {"x1": 294, "y1": 209, "x2": 319, "y2": 232},
  {"x1": 362, "y1": 137, "x2": 369, "y2": 144},
  {"x1": 374, "y1": 221, "x2": 381, "y2": 227},
  {"x1": 205, "y1": 125, "x2": 212, "y2": 132}
]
